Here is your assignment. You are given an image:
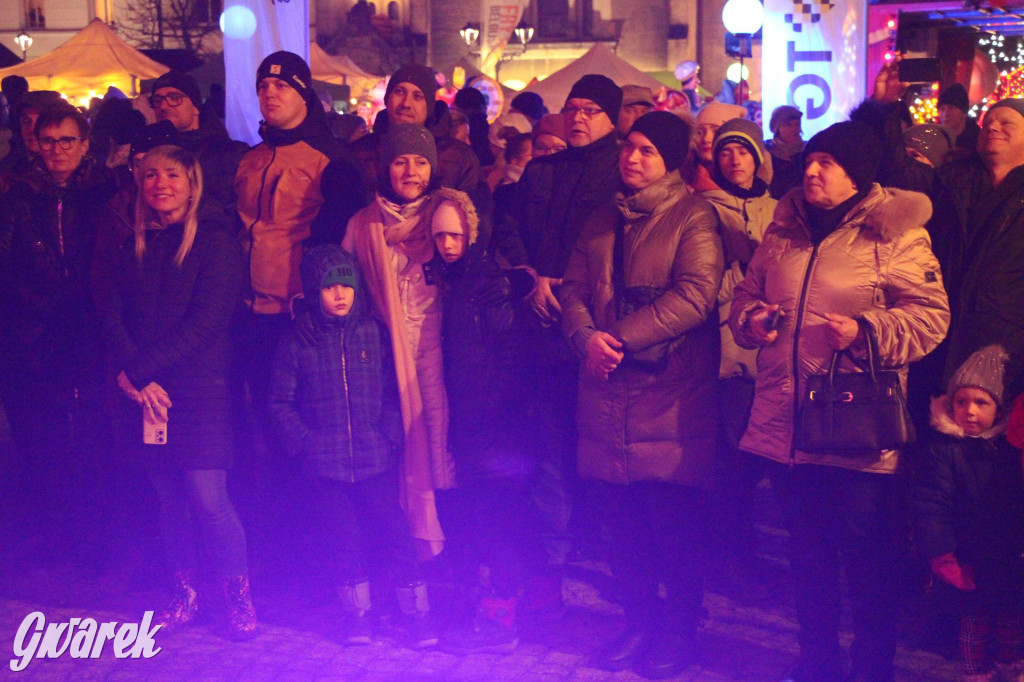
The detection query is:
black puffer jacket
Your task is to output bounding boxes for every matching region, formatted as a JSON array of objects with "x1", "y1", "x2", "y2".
[
  {"x1": 931, "y1": 159, "x2": 1024, "y2": 392},
  {"x1": 97, "y1": 219, "x2": 243, "y2": 470},
  {"x1": 0, "y1": 157, "x2": 117, "y2": 383}
]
